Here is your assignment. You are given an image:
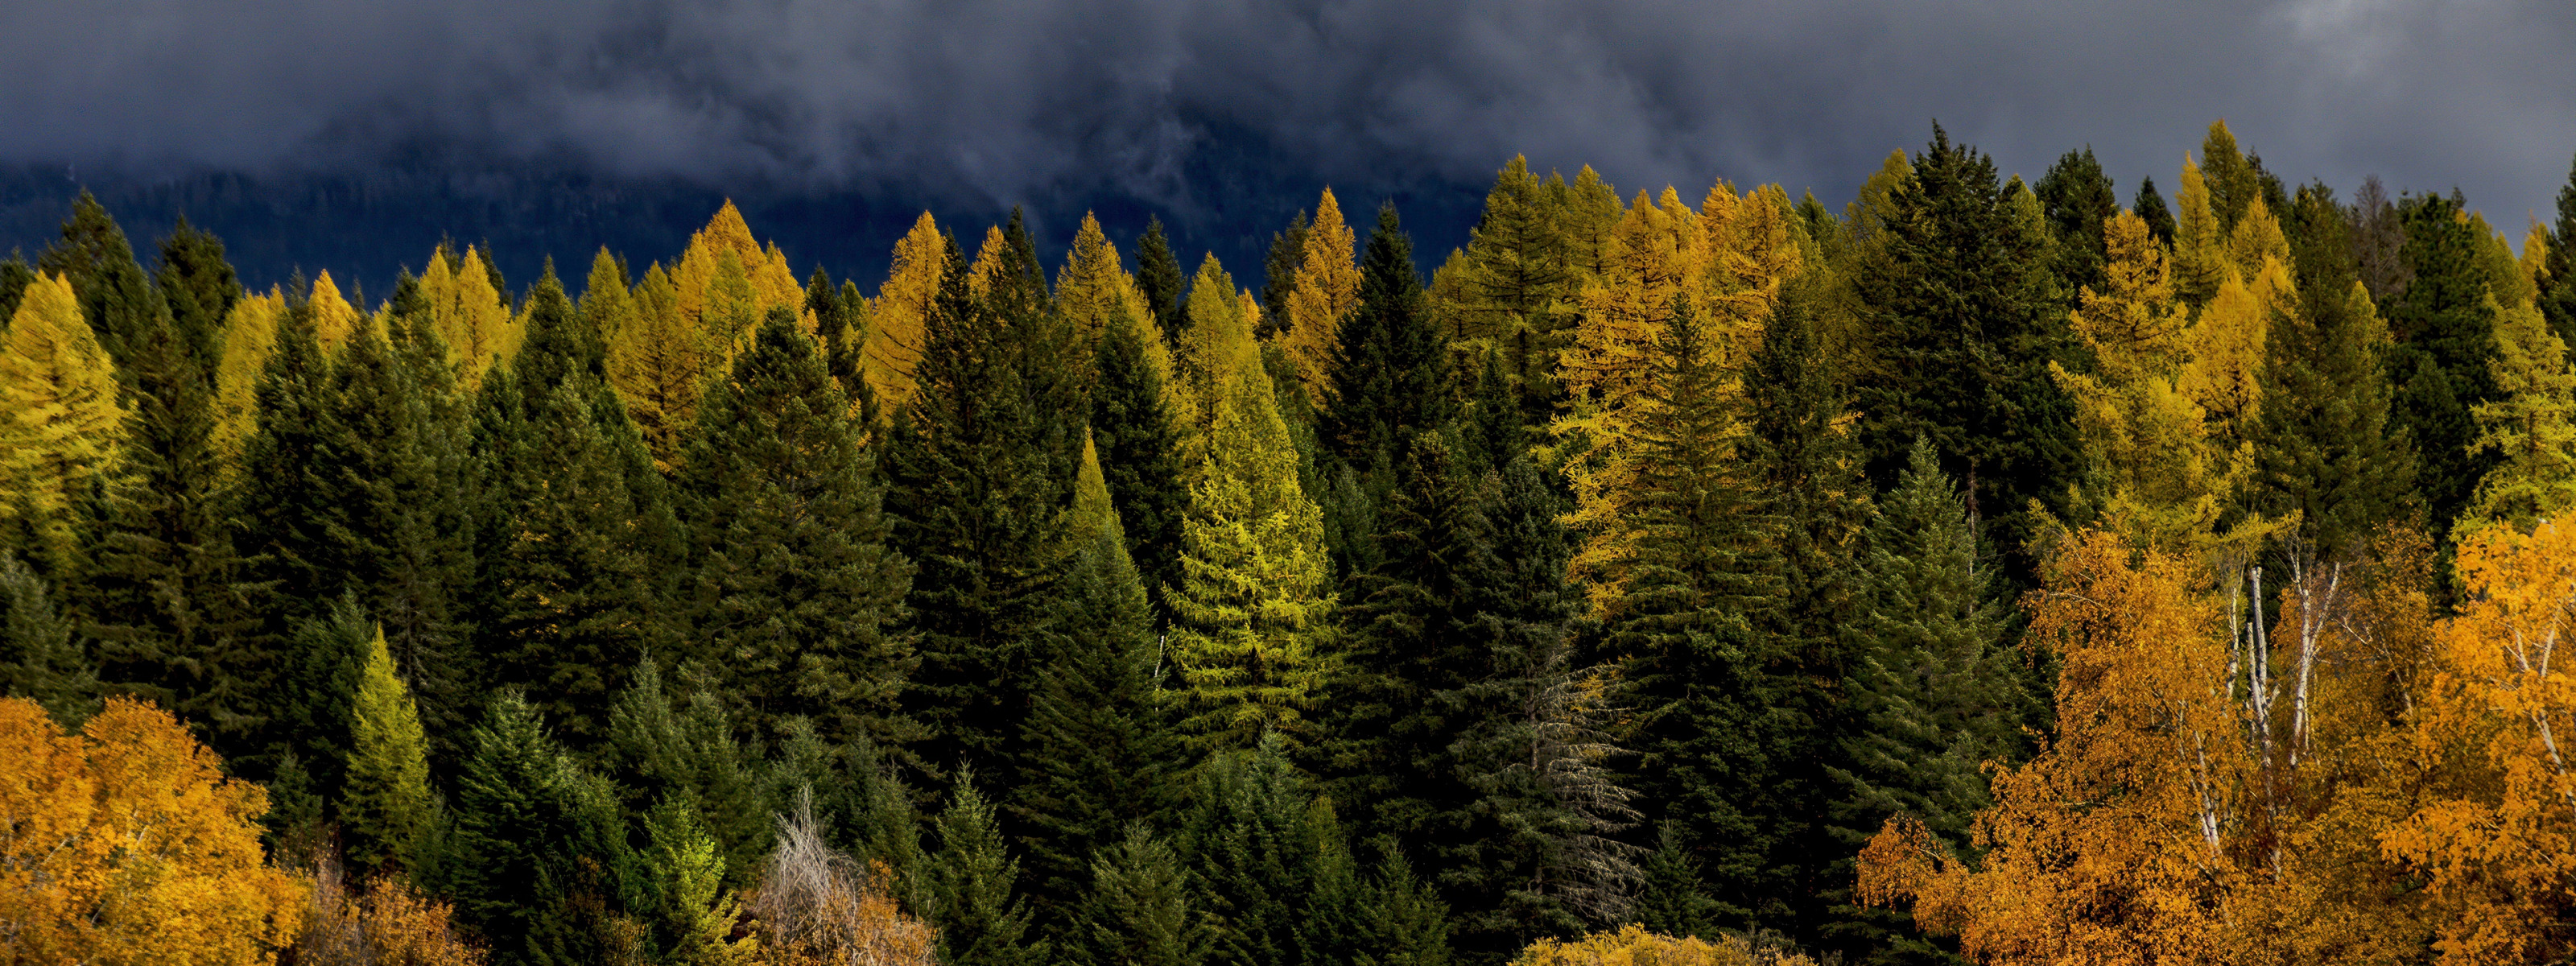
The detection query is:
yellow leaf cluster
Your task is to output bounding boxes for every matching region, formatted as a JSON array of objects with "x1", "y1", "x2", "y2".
[
  {"x1": 1509, "y1": 924, "x2": 1816, "y2": 966},
  {"x1": 416, "y1": 246, "x2": 519, "y2": 390},
  {"x1": 863, "y1": 212, "x2": 945, "y2": 411},
  {"x1": 1283, "y1": 187, "x2": 1360, "y2": 398},
  {"x1": 292, "y1": 863, "x2": 485, "y2": 966},
  {"x1": 211, "y1": 287, "x2": 287, "y2": 466},
  {"x1": 0, "y1": 271, "x2": 125, "y2": 539},
  {"x1": 0, "y1": 696, "x2": 304, "y2": 964}
]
